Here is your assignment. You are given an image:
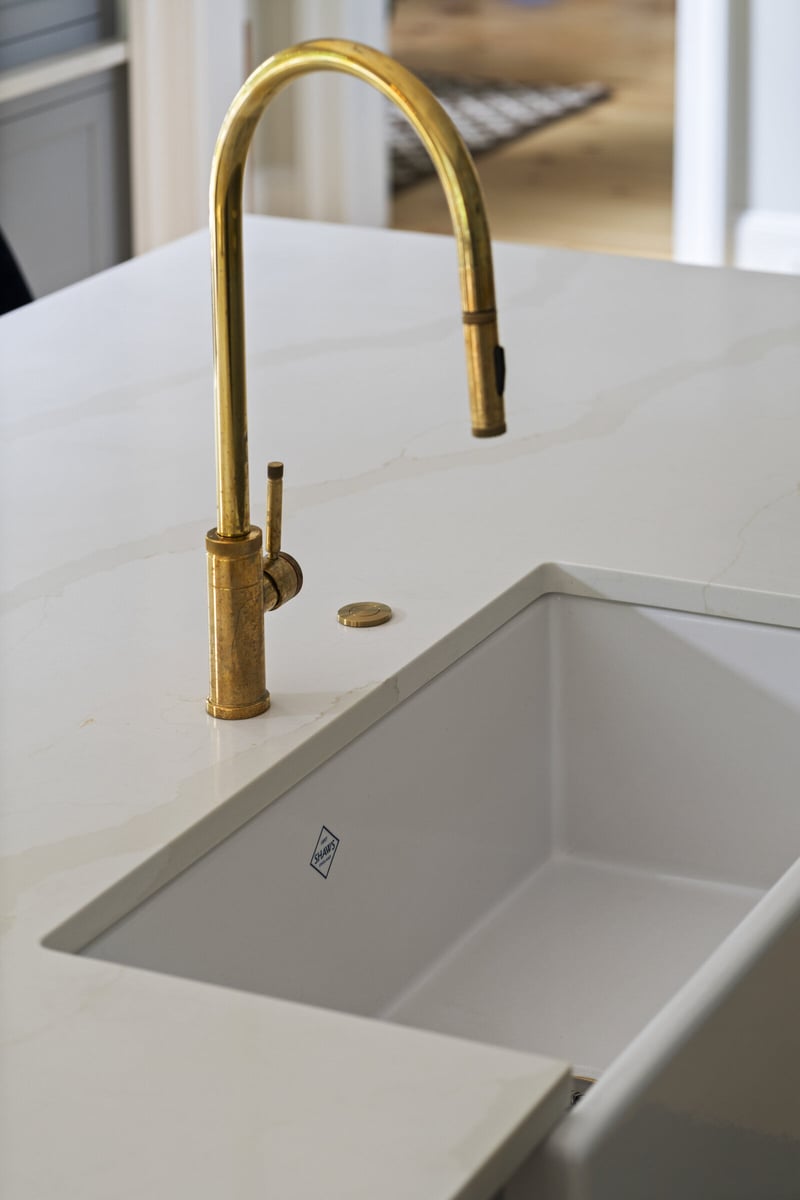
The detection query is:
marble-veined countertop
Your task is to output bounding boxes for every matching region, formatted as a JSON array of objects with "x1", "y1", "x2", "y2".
[{"x1": 1, "y1": 217, "x2": 799, "y2": 1197}]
